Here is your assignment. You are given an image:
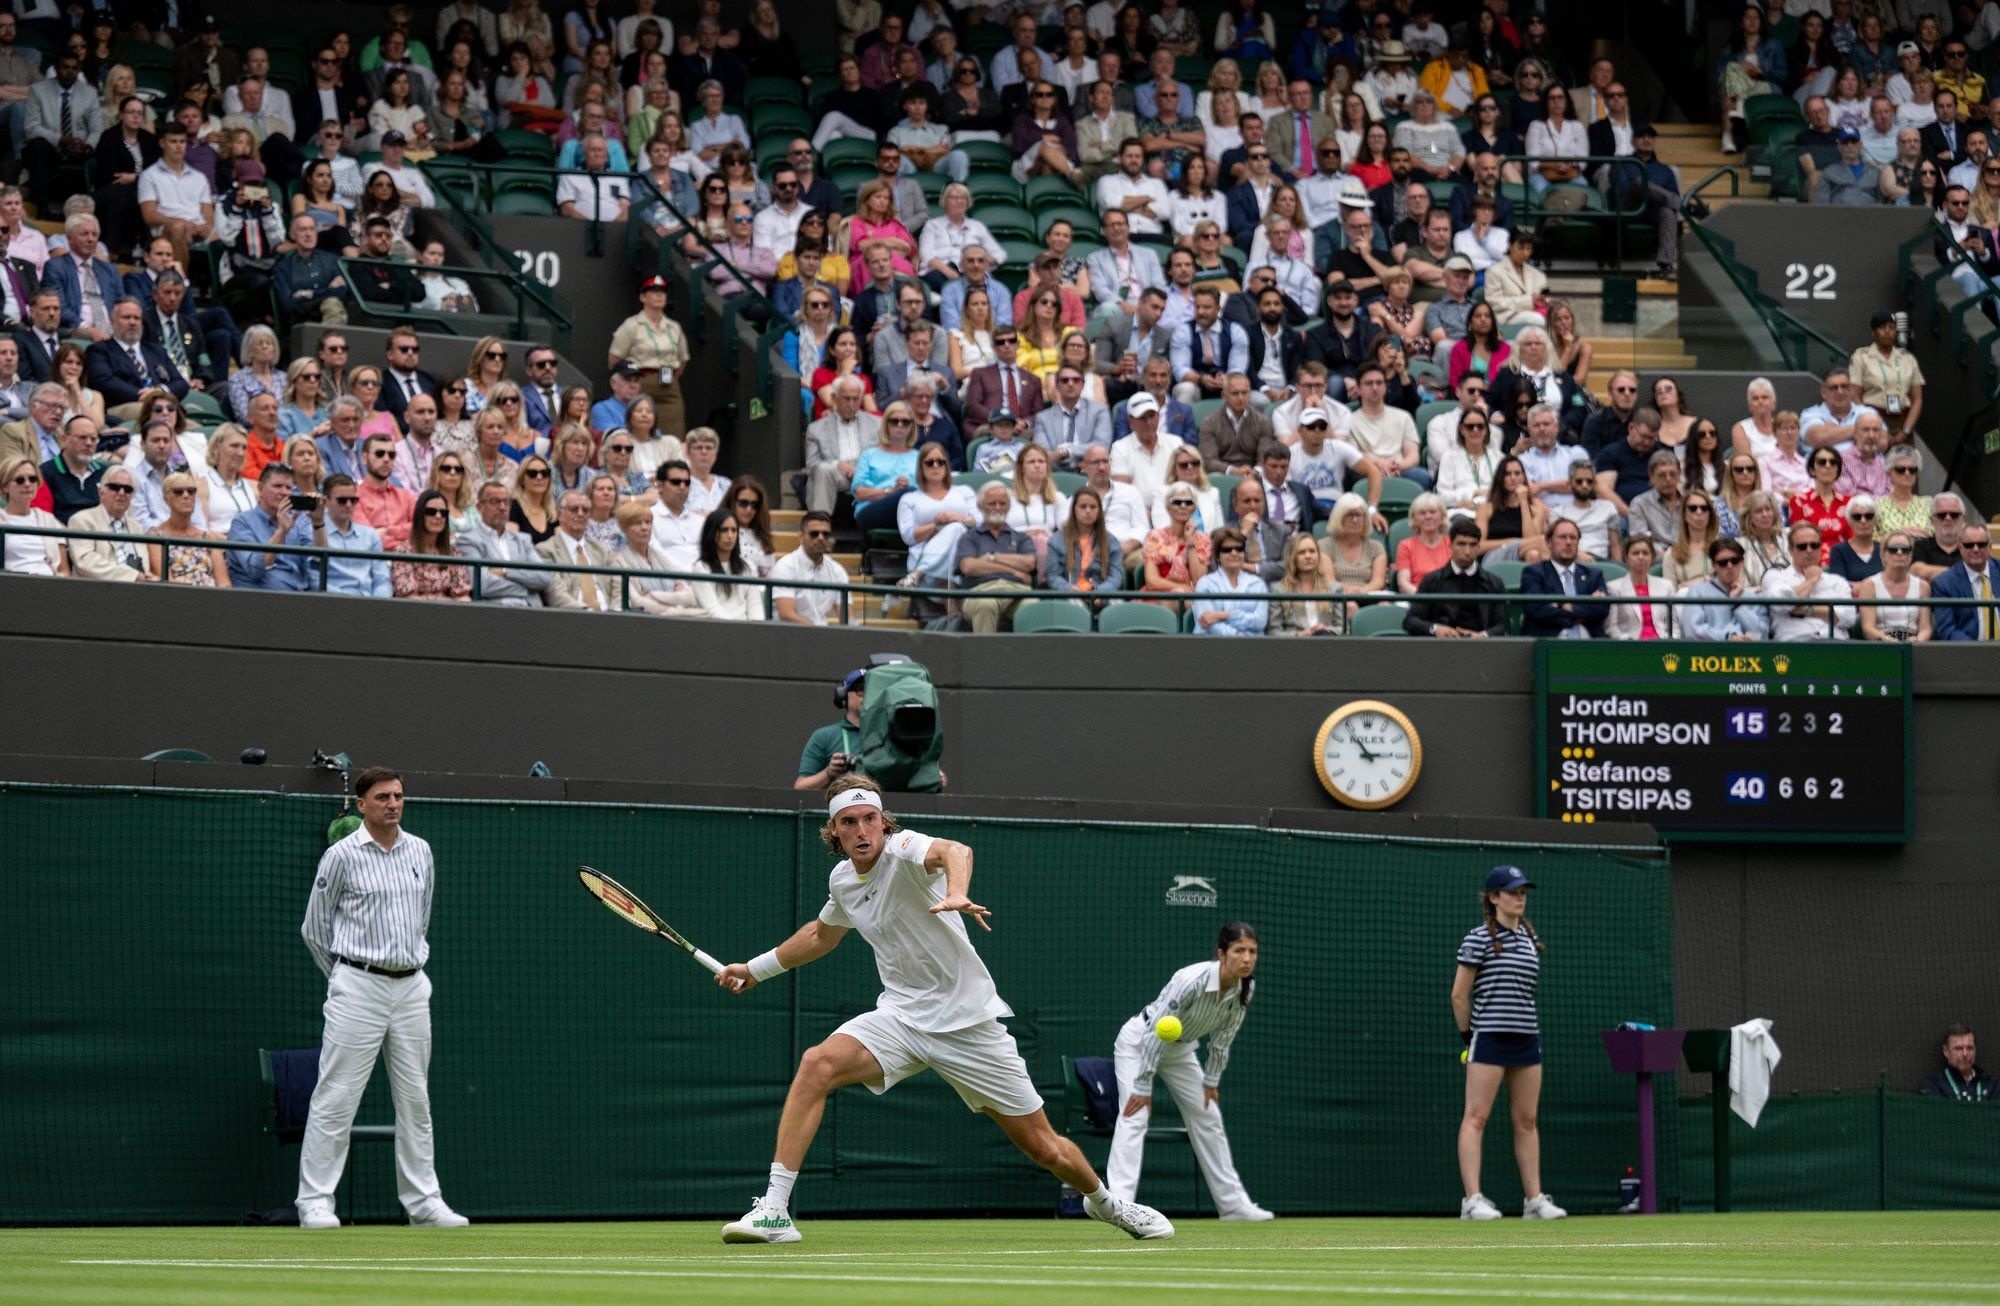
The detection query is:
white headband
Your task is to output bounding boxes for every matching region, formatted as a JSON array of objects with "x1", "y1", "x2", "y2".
[{"x1": 828, "y1": 788, "x2": 883, "y2": 818}]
